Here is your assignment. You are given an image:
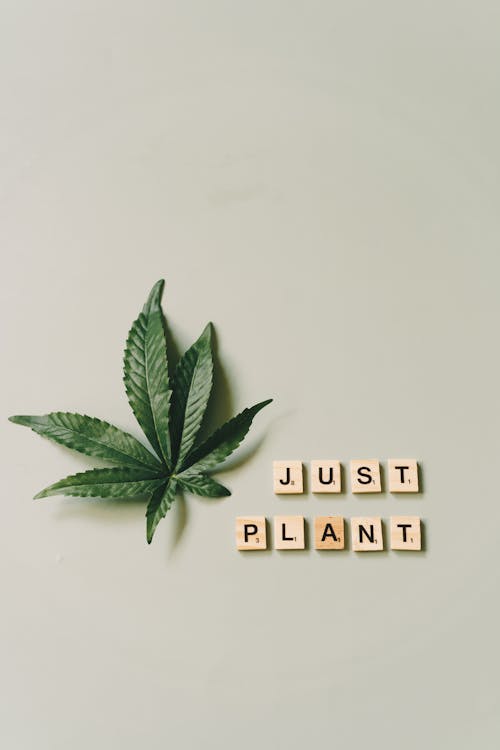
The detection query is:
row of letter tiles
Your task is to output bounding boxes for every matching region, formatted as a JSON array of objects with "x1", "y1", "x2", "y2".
[
  {"x1": 236, "y1": 516, "x2": 421, "y2": 551},
  {"x1": 273, "y1": 460, "x2": 419, "y2": 494}
]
